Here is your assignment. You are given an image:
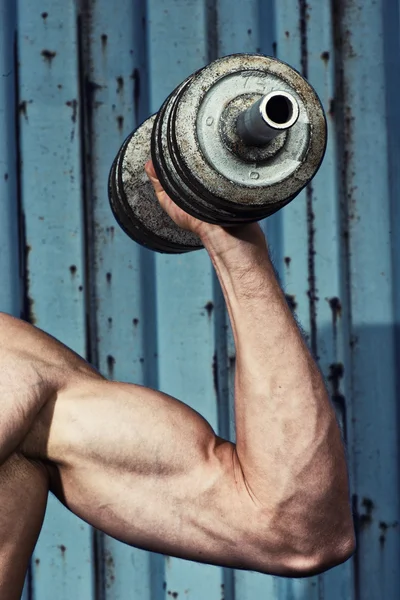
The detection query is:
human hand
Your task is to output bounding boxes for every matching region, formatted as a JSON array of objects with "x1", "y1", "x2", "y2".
[
  {"x1": 144, "y1": 160, "x2": 224, "y2": 240},
  {"x1": 145, "y1": 160, "x2": 266, "y2": 254}
]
